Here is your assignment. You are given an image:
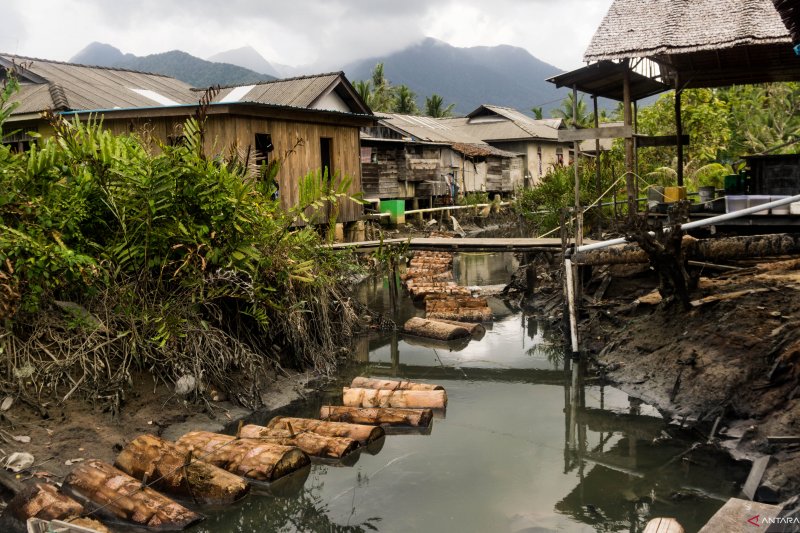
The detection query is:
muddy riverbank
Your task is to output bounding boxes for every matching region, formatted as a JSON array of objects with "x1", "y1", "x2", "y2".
[{"x1": 511, "y1": 250, "x2": 800, "y2": 503}]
